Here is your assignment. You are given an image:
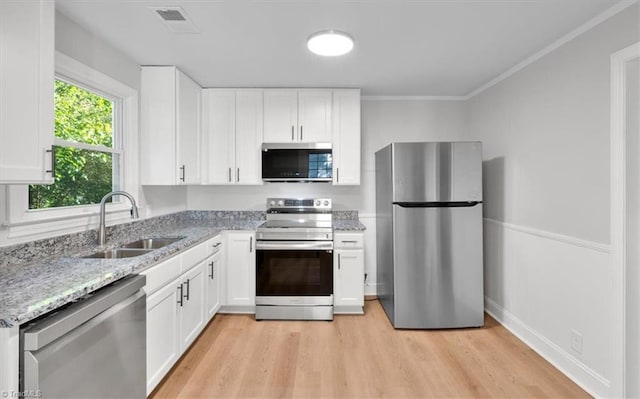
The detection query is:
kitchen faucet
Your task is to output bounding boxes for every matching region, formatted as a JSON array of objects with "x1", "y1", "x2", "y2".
[{"x1": 97, "y1": 191, "x2": 139, "y2": 246}]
